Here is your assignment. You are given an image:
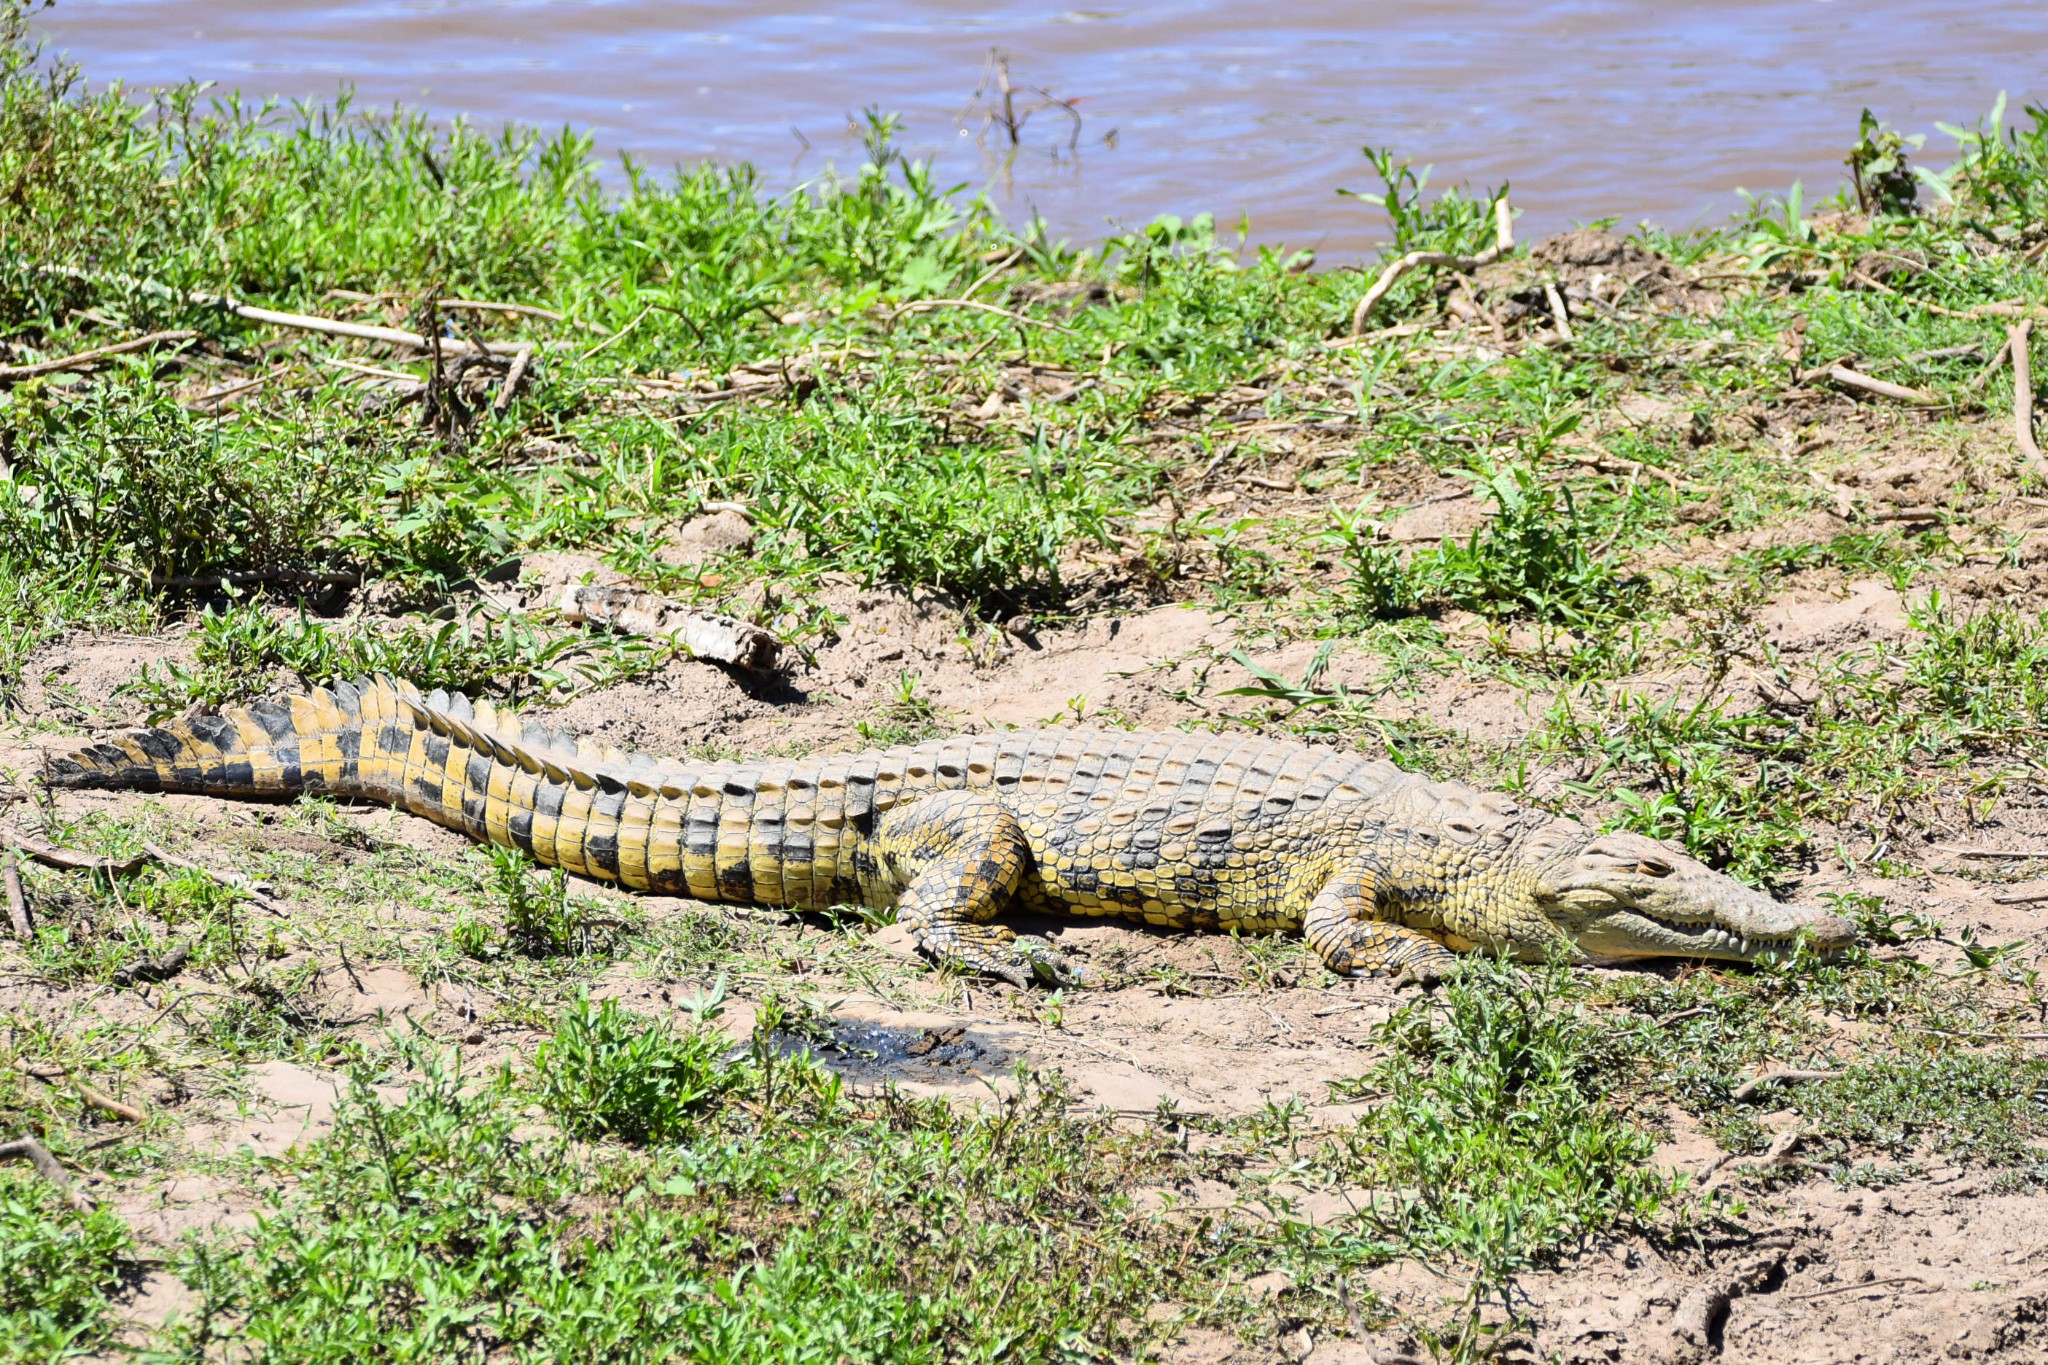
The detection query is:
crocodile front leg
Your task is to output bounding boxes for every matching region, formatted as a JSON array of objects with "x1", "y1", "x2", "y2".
[
  {"x1": 875, "y1": 790, "x2": 1089, "y2": 988},
  {"x1": 1303, "y1": 863, "x2": 1457, "y2": 983}
]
